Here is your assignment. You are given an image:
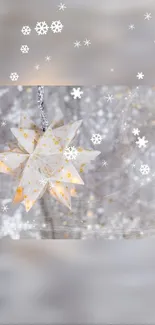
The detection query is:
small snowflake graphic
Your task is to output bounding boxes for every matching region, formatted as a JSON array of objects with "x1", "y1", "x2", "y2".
[
  {"x1": 51, "y1": 21, "x2": 63, "y2": 33},
  {"x1": 64, "y1": 146, "x2": 78, "y2": 160},
  {"x1": 35, "y1": 22, "x2": 49, "y2": 35},
  {"x1": 1, "y1": 205, "x2": 9, "y2": 212},
  {"x1": 10, "y1": 72, "x2": 19, "y2": 81},
  {"x1": 21, "y1": 26, "x2": 31, "y2": 35},
  {"x1": 132, "y1": 128, "x2": 140, "y2": 136},
  {"x1": 39, "y1": 177, "x2": 48, "y2": 186},
  {"x1": 1, "y1": 120, "x2": 7, "y2": 127},
  {"x1": 58, "y1": 3, "x2": 66, "y2": 11},
  {"x1": 91, "y1": 134, "x2": 103, "y2": 145},
  {"x1": 20, "y1": 45, "x2": 29, "y2": 54},
  {"x1": 136, "y1": 136, "x2": 148, "y2": 148},
  {"x1": 71, "y1": 87, "x2": 83, "y2": 99},
  {"x1": 140, "y1": 164, "x2": 150, "y2": 175},
  {"x1": 128, "y1": 24, "x2": 135, "y2": 30},
  {"x1": 104, "y1": 94, "x2": 114, "y2": 103},
  {"x1": 45, "y1": 56, "x2": 51, "y2": 61},
  {"x1": 137, "y1": 72, "x2": 144, "y2": 80},
  {"x1": 83, "y1": 39, "x2": 91, "y2": 46},
  {"x1": 35, "y1": 64, "x2": 40, "y2": 70},
  {"x1": 74, "y1": 41, "x2": 81, "y2": 48},
  {"x1": 102, "y1": 160, "x2": 108, "y2": 167},
  {"x1": 144, "y1": 12, "x2": 152, "y2": 20},
  {"x1": 49, "y1": 182, "x2": 55, "y2": 190}
]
